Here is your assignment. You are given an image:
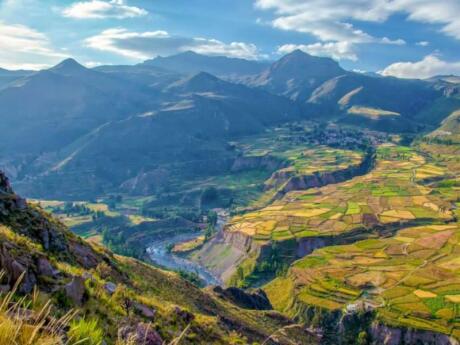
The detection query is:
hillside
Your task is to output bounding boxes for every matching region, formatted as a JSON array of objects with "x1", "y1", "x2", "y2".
[
  {"x1": 0, "y1": 67, "x2": 33, "y2": 88},
  {"x1": 0, "y1": 59, "x2": 157, "y2": 157},
  {"x1": 13, "y1": 69, "x2": 301, "y2": 200},
  {"x1": 249, "y1": 50, "x2": 346, "y2": 101},
  {"x1": 0, "y1": 170, "x2": 318, "y2": 344}
]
